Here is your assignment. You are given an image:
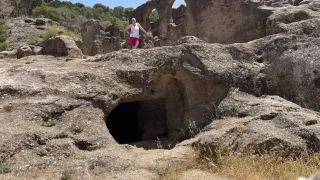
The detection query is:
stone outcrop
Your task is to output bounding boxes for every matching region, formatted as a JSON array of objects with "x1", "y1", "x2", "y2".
[
  {"x1": 0, "y1": 50, "x2": 16, "y2": 59},
  {"x1": 0, "y1": 0, "x2": 14, "y2": 17},
  {"x1": 0, "y1": 0, "x2": 320, "y2": 179},
  {"x1": 81, "y1": 20, "x2": 121, "y2": 56},
  {"x1": 41, "y1": 35, "x2": 83, "y2": 58},
  {"x1": 16, "y1": 46, "x2": 34, "y2": 59},
  {"x1": 130, "y1": 0, "x2": 273, "y2": 45},
  {"x1": 192, "y1": 90, "x2": 320, "y2": 156},
  {"x1": 0, "y1": 31, "x2": 319, "y2": 178}
]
